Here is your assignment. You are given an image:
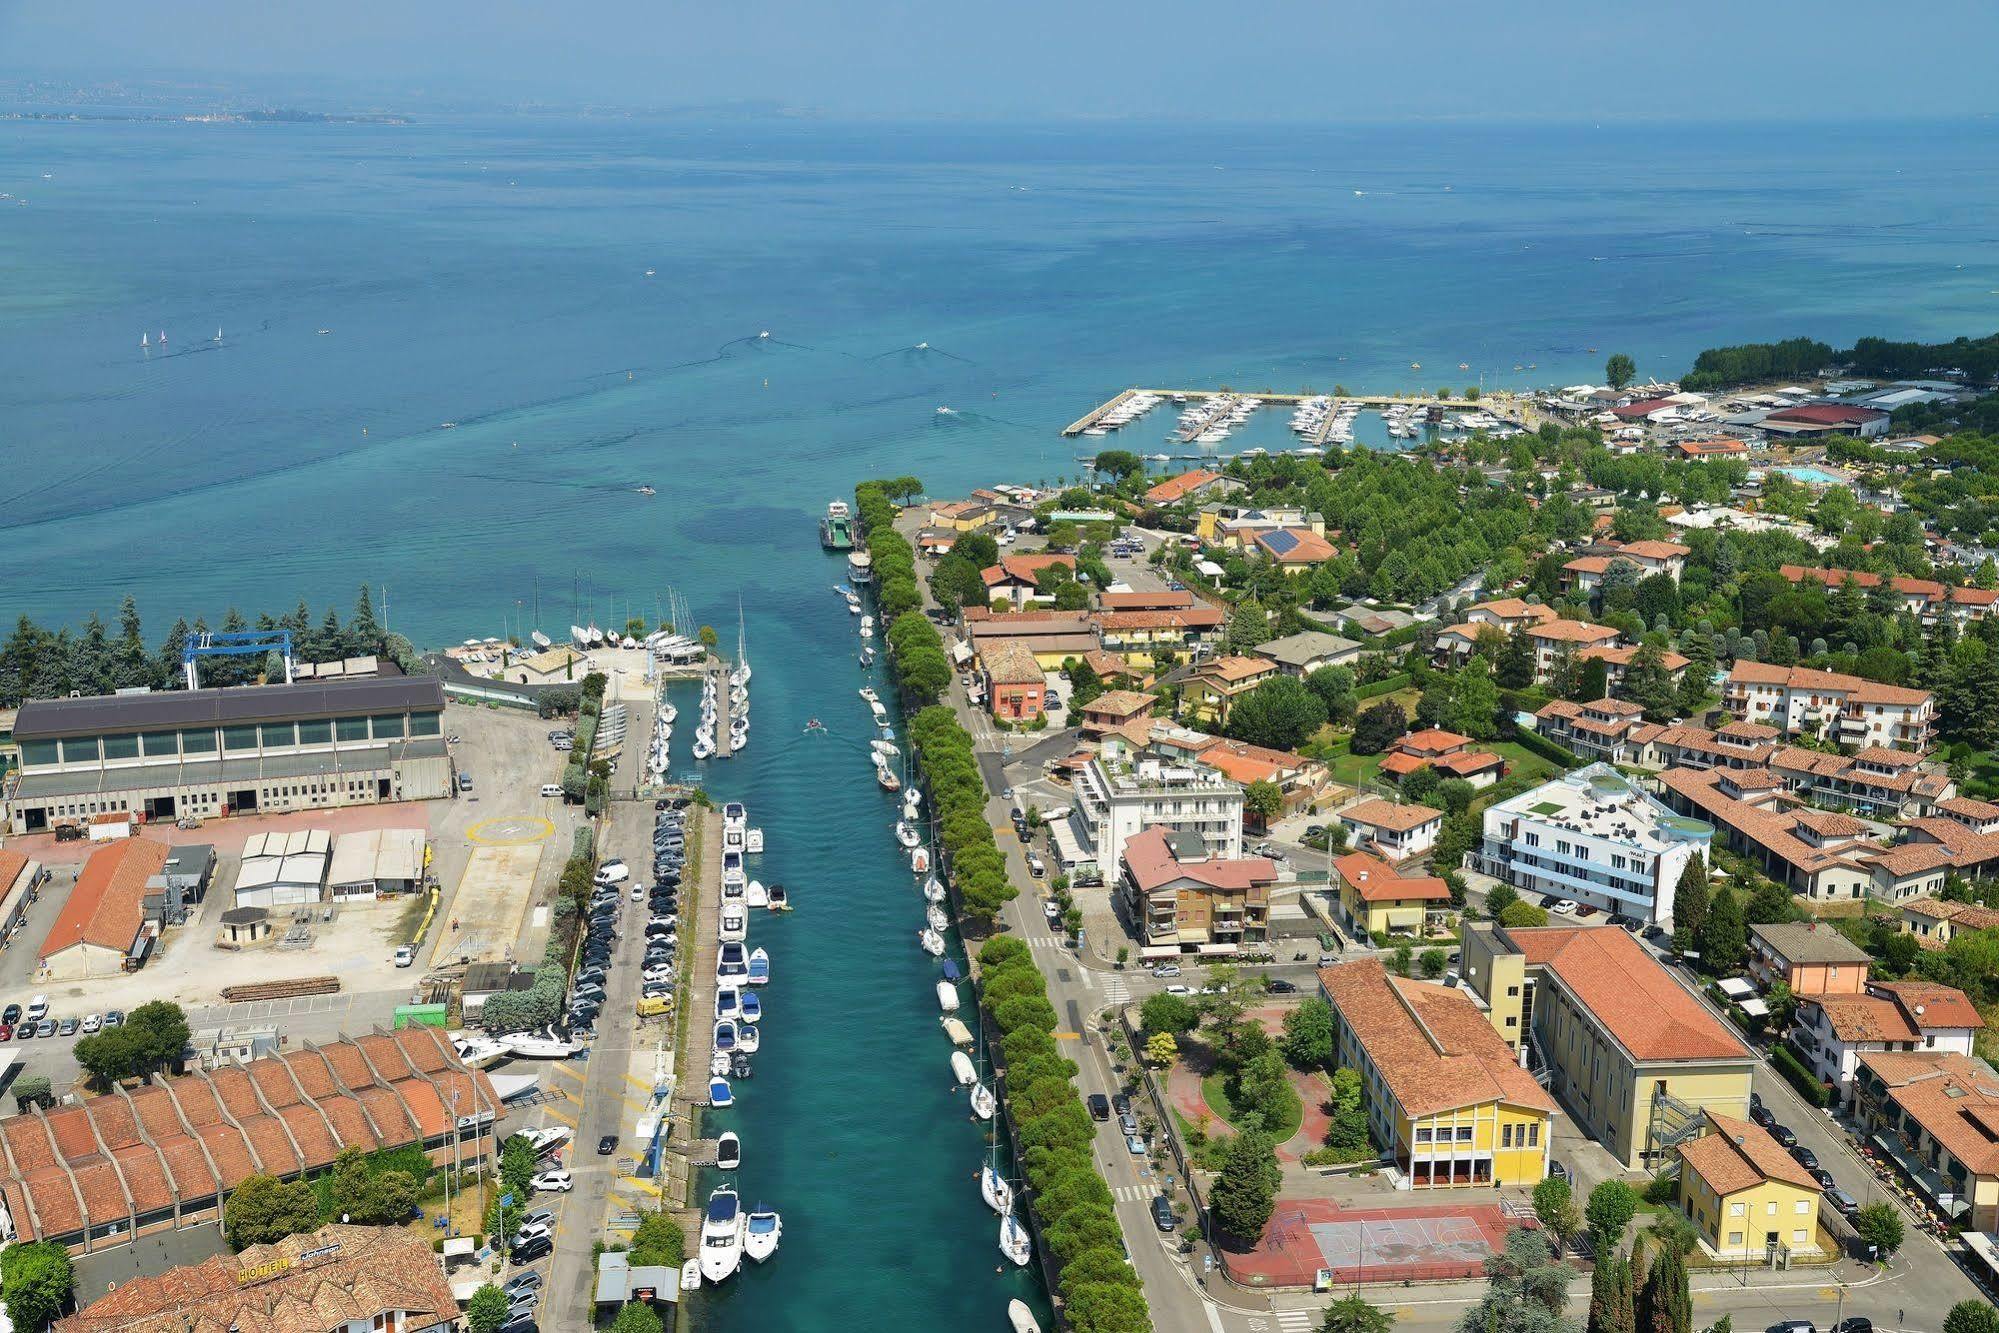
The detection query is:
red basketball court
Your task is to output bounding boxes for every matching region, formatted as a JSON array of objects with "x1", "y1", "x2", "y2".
[{"x1": 1222, "y1": 1197, "x2": 1522, "y2": 1288}]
